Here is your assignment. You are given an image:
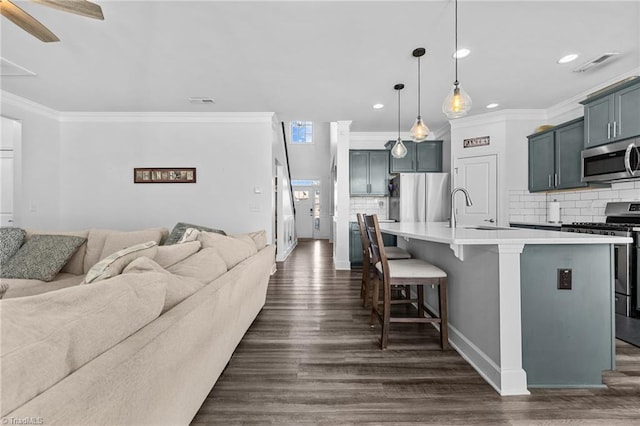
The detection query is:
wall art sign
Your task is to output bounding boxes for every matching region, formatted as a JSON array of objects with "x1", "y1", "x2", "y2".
[
  {"x1": 134, "y1": 168, "x2": 196, "y2": 183},
  {"x1": 463, "y1": 136, "x2": 490, "y2": 148}
]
